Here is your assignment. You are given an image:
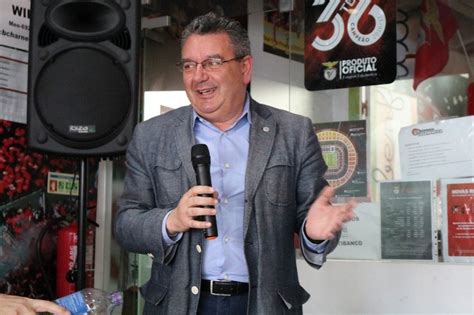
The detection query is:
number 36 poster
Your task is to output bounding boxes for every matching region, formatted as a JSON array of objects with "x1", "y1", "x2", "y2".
[{"x1": 304, "y1": 0, "x2": 396, "y2": 90}]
